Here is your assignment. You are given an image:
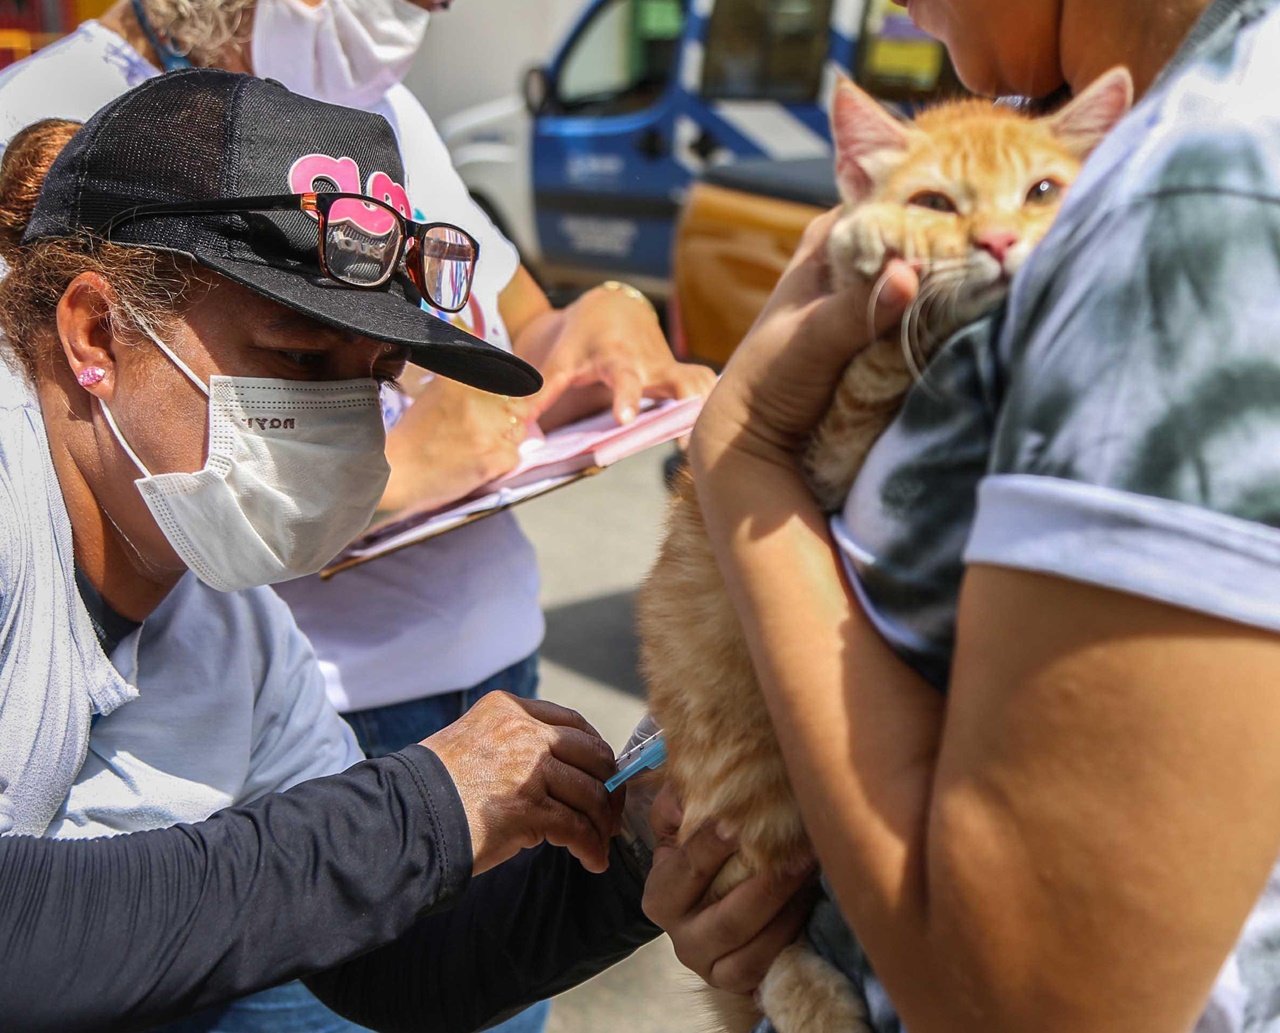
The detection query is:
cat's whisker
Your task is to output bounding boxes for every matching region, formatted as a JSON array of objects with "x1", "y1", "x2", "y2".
[
  {"x1": 901, "y1": 279, "x2": 944, "y2": 384},
  {"x1": 916, "y1": 256, "x2": 975, "y2": 277},
  {"x1": 901, "y1": 271, "x2": 968, "y2": 400},
  {"x1": 866, "y1": 265, "x2": 899, "y2": 348}
]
